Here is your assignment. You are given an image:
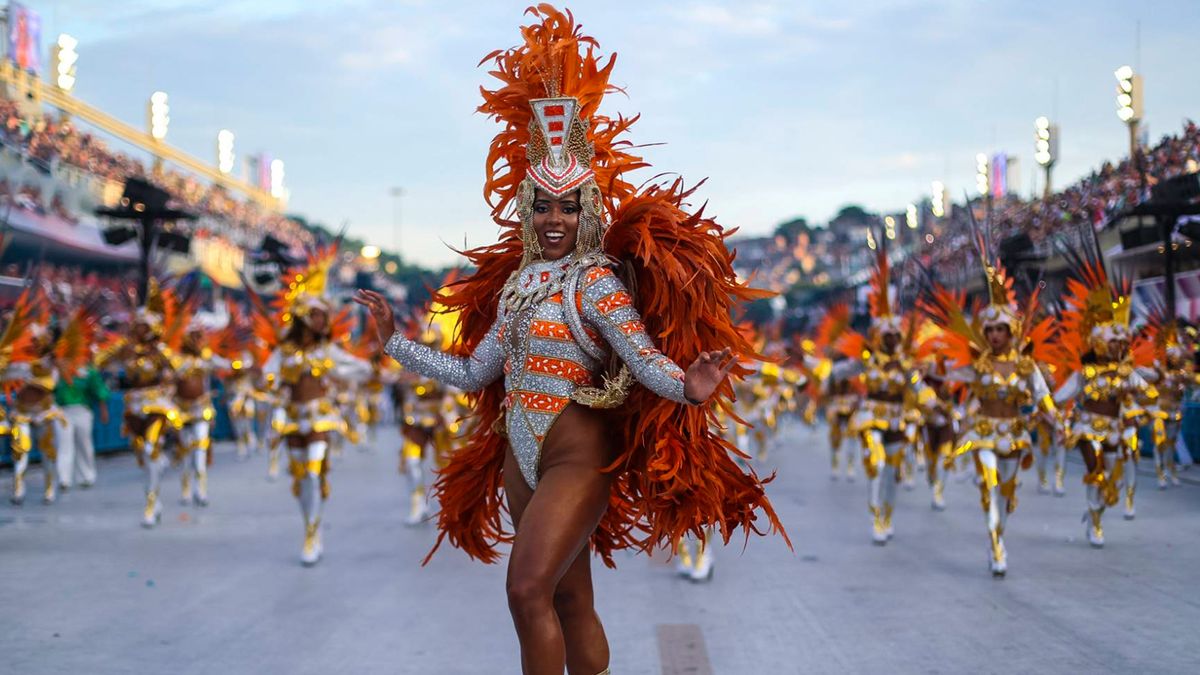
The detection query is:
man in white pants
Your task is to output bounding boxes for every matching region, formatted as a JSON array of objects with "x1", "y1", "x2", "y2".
[{"x1": 55, "y1": 365, "x2": 111, "y2": 489}]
